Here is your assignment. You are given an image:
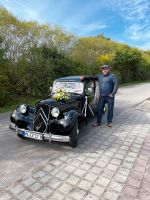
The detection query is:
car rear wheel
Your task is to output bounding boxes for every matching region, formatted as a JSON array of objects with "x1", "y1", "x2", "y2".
[{"x1": 69, "y1": 120, "x2": 79, "y2": 148}]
